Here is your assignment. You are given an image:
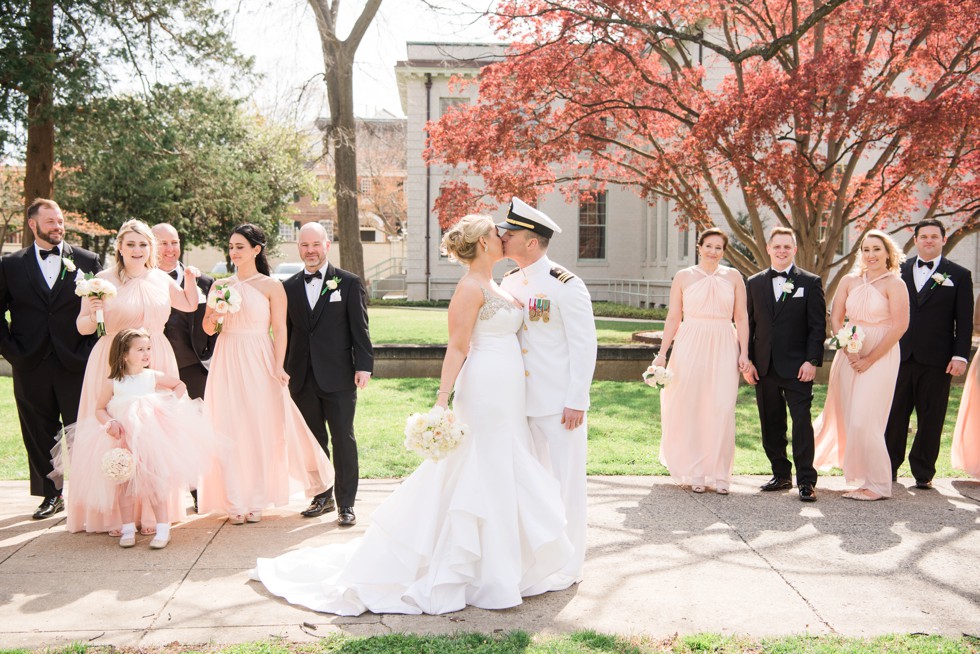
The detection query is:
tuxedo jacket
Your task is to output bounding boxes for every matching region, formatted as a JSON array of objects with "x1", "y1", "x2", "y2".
[
  {"x1": 898, "y1": 257, "x2": 974, "y2": 366},
  {"x1": 0, "y1": 243, "x2": 103, "y2": 372},
  {"x1": 163, "y1": 266, "x2": 217, "y2": 368},
  {"x1": 746, "y1": 265, "x2": 827, "y2": 380},
  {"x1": 283, "y1": 263, "x2": 373, "y2": 395}
]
